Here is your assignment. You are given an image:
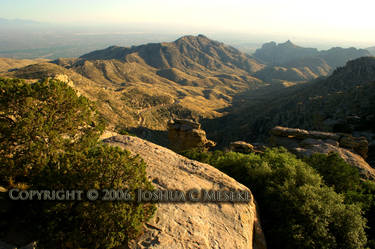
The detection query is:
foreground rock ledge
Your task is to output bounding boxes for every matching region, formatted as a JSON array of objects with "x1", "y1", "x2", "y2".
[{"x1": 103, "y1": 135, "x2": 266, "y2": 249}]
